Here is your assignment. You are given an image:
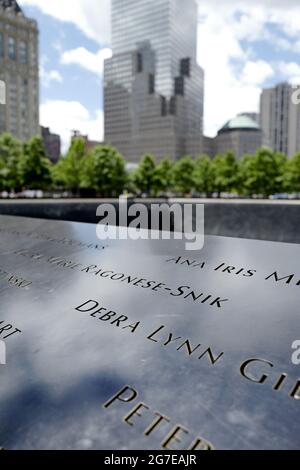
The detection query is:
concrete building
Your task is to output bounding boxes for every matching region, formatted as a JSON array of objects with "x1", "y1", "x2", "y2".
[
  {"x1": 260, "y1": 82, "x2": 300, "y2": 157},
  {"x1": 215, "y1": 115, "x2": 262, "y2": 159},
  {"x1": 0, "y1": 0, "x2": 39, "y2": 141},
  {"x1": 201, "y1": 115, "x2": 262, "y2": 159},
  {"x1": 41, "y1": 126, "x2": 61, "y2": 163},
  {"x1": 202, "y1": 135, "x2": 215, "y2": 157},
  {"x1": 104, "y1": 0, "x2": 204, "y2": 162}
]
